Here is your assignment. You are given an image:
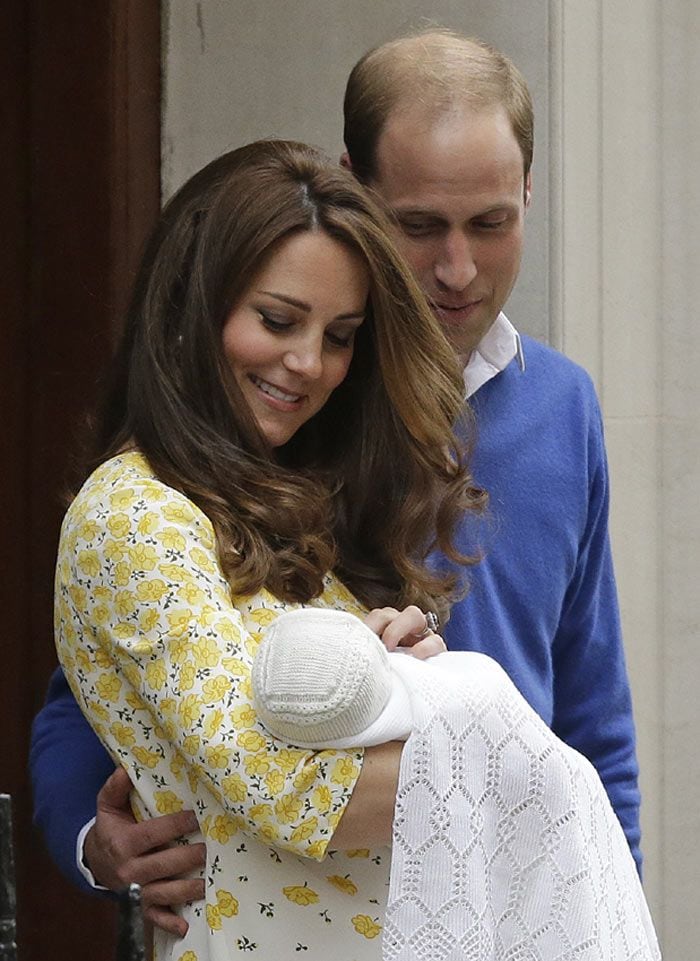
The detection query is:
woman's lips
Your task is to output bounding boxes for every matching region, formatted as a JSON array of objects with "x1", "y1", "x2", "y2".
[{"x1": 249, "y1": 374, "x2": 304, "y2": 410}]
